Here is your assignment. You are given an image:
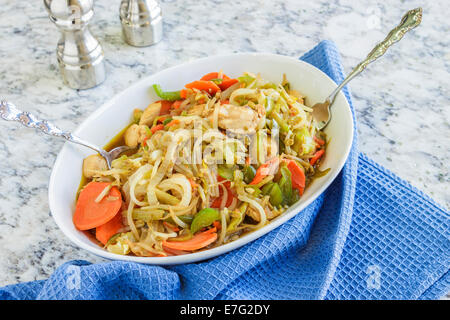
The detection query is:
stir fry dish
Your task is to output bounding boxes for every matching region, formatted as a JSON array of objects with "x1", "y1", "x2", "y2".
[{"x1": 73, "y1": 71, "x2": 328, "y2": 257}]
